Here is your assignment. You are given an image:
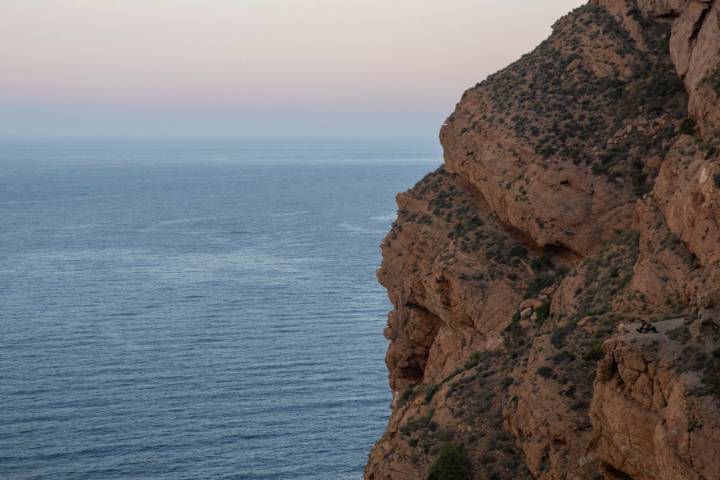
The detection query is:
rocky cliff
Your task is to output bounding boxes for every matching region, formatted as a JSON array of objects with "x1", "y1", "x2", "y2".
[{"x1": 366, "y1": 1, "x2": 720, "y2": 479}]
